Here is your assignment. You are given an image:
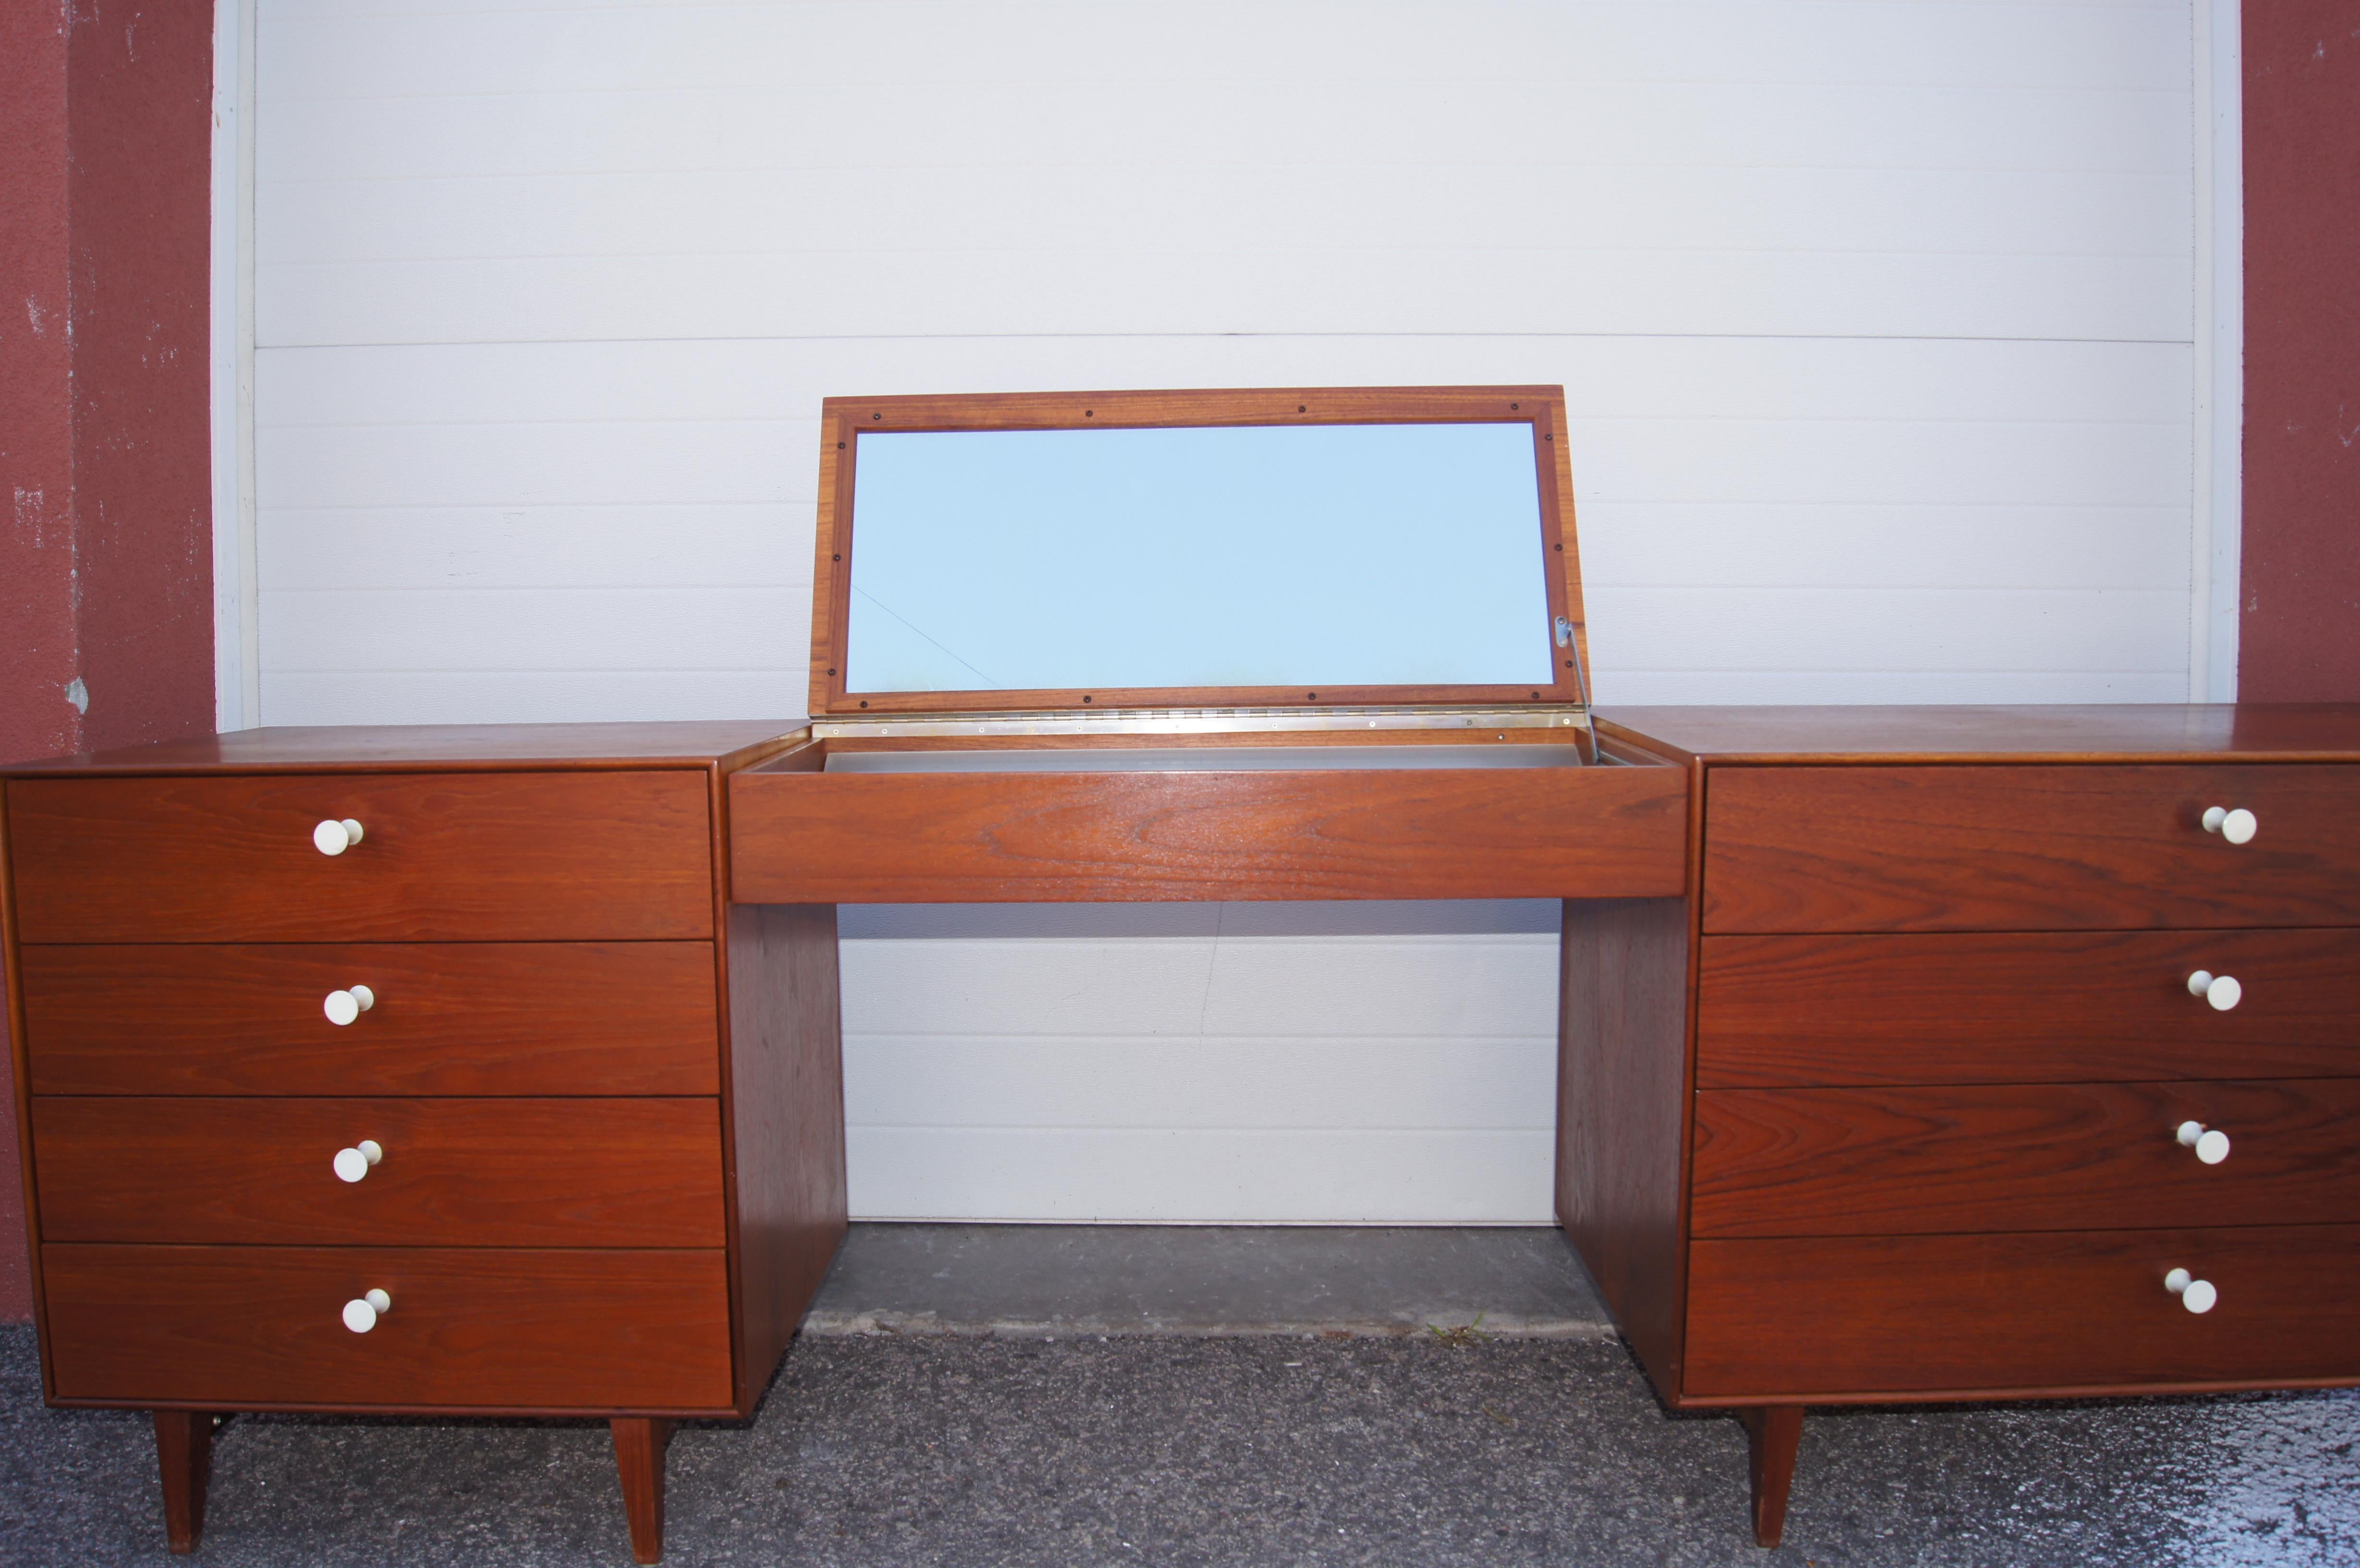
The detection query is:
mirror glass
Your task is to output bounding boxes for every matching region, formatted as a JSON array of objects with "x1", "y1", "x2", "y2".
[{"x1": 843, "y1": 422, "x2": 1556, "y2": 695}]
